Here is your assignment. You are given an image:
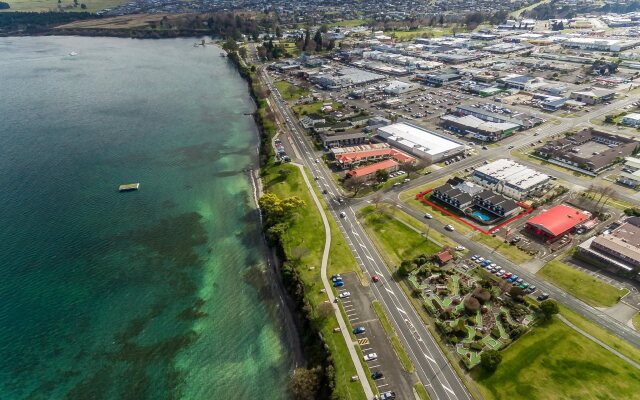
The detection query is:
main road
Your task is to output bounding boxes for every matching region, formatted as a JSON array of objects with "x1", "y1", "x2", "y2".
[{"x1": 259, "y1": 69, "x2": 474, "y2": 400}]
